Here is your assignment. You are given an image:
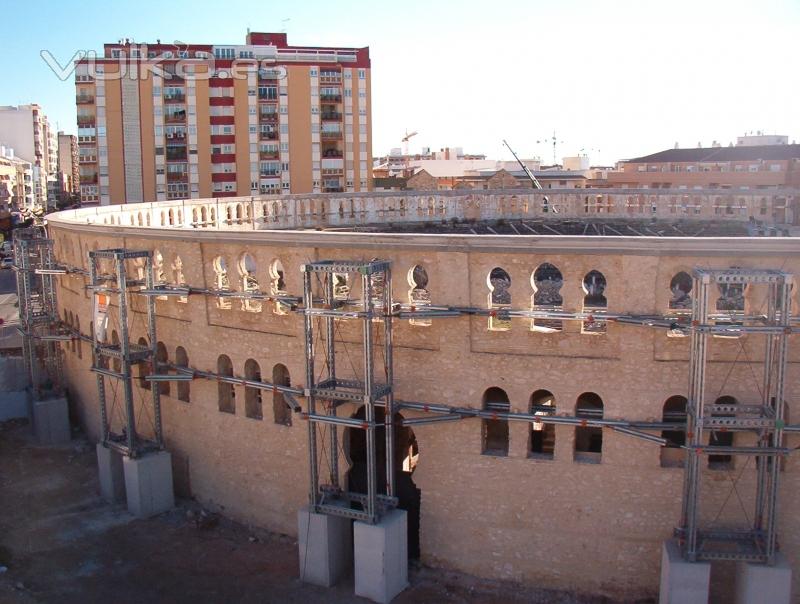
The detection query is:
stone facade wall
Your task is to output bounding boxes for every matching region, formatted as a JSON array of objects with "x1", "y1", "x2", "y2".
[{"x1": 48, "y1": 212, "x2": 800, "y2": 600}]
